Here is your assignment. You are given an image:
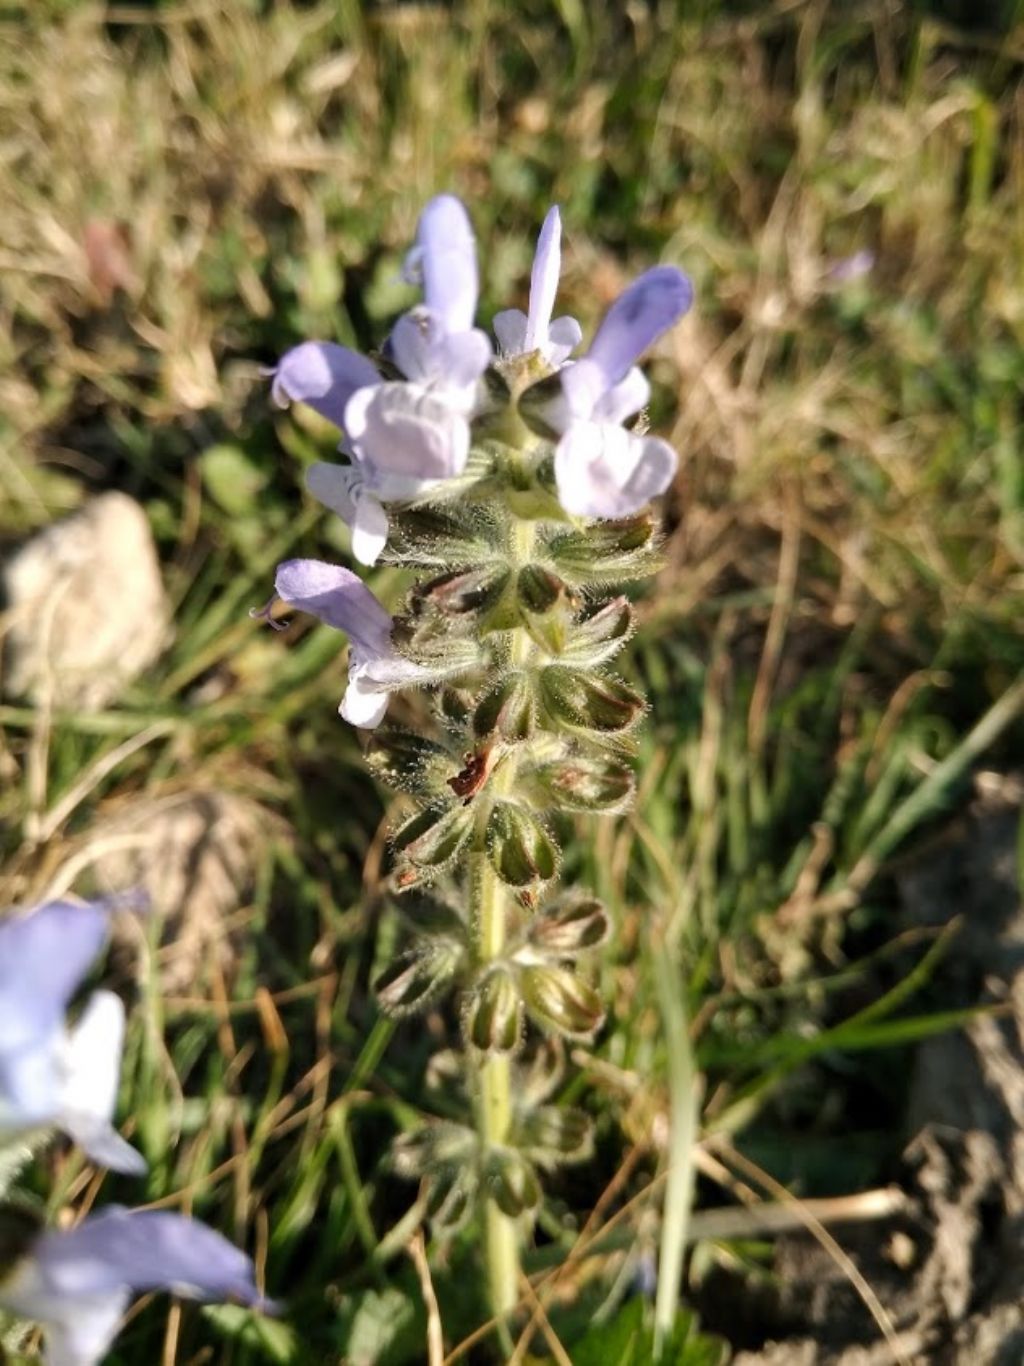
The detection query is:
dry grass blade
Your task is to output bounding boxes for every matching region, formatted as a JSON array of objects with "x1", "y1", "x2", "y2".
[{"x1": 712, "y1": 1140, "x2": 912, "y2": 1366}]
